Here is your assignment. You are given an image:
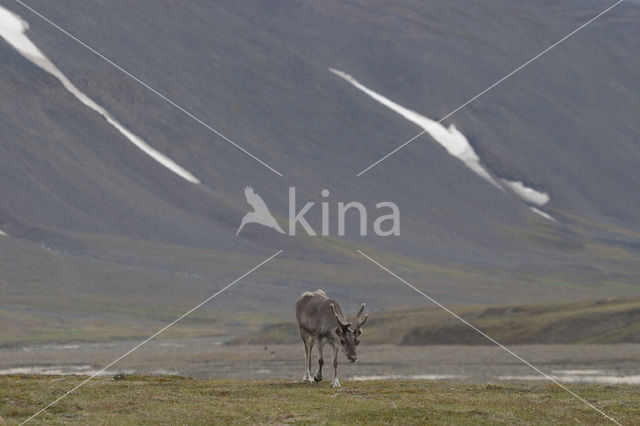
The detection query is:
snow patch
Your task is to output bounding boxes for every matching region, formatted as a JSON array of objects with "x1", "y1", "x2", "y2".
[
  {"x1": 498, "y1": 374, "x2": 640, "y2": 384},
  {"x1": 331, "y1": 68, "x2": 551, "y2": 210},
  {"x1": 0, "y1": 6, "x2": 200, "y2": 184},
  {"x1": 0, "y1": 365, "x2": 114, "y2": 376},
  {"x1": 0, "y1": 229, "x2": 7, "y2": 236},
  {"x1": 551, "y1": 369, "x2": 607, "y2": 375},
  {"x1": 350, "y1": 374, "x2": 465, "y2": 381},
  {"x1": 0, "y1": 365, "x2": 179, "y2": 376},
  {"x1": 158, "y1": 342, "x2": 186, "y2": 348}
]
